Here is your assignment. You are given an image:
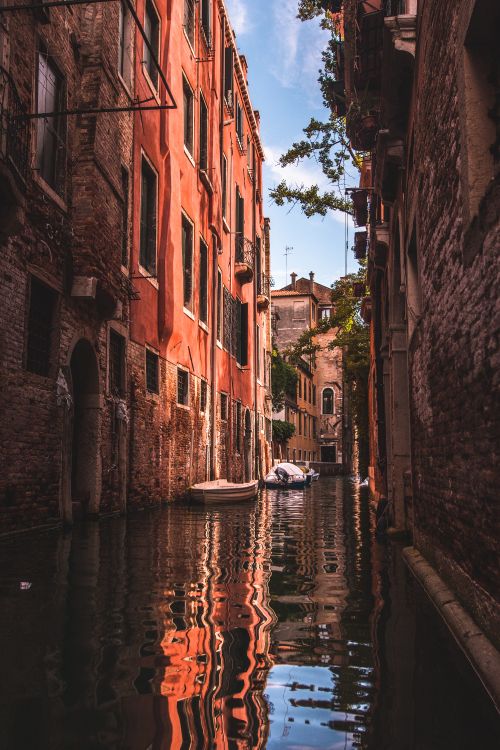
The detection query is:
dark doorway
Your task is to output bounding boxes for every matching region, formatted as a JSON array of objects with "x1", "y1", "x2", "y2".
[
  {"x1": 70, "y1": 339, "x2": 101, "y2": 516},
  {"x1": 244, "y1": 409, "x2": 252, "y2": 481},
  {"x1": 321, "y1": 445, "x2": 337, "y2": 463}
]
